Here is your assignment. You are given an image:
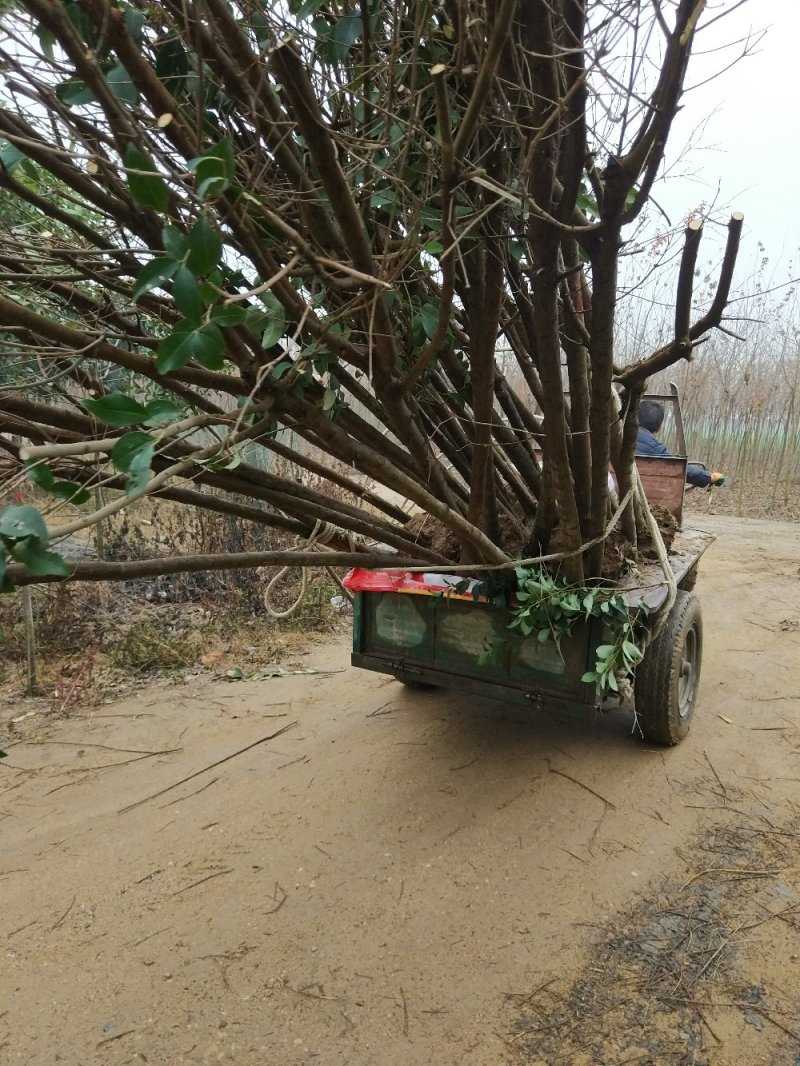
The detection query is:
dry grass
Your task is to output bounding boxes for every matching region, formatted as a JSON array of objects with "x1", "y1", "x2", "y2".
[
  {"x1": 0, "y1": 491, "x2": 351, "y2": 713},
  {"x1": 504, "y1": 817, "x2": 800, "y2": 1064}
]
